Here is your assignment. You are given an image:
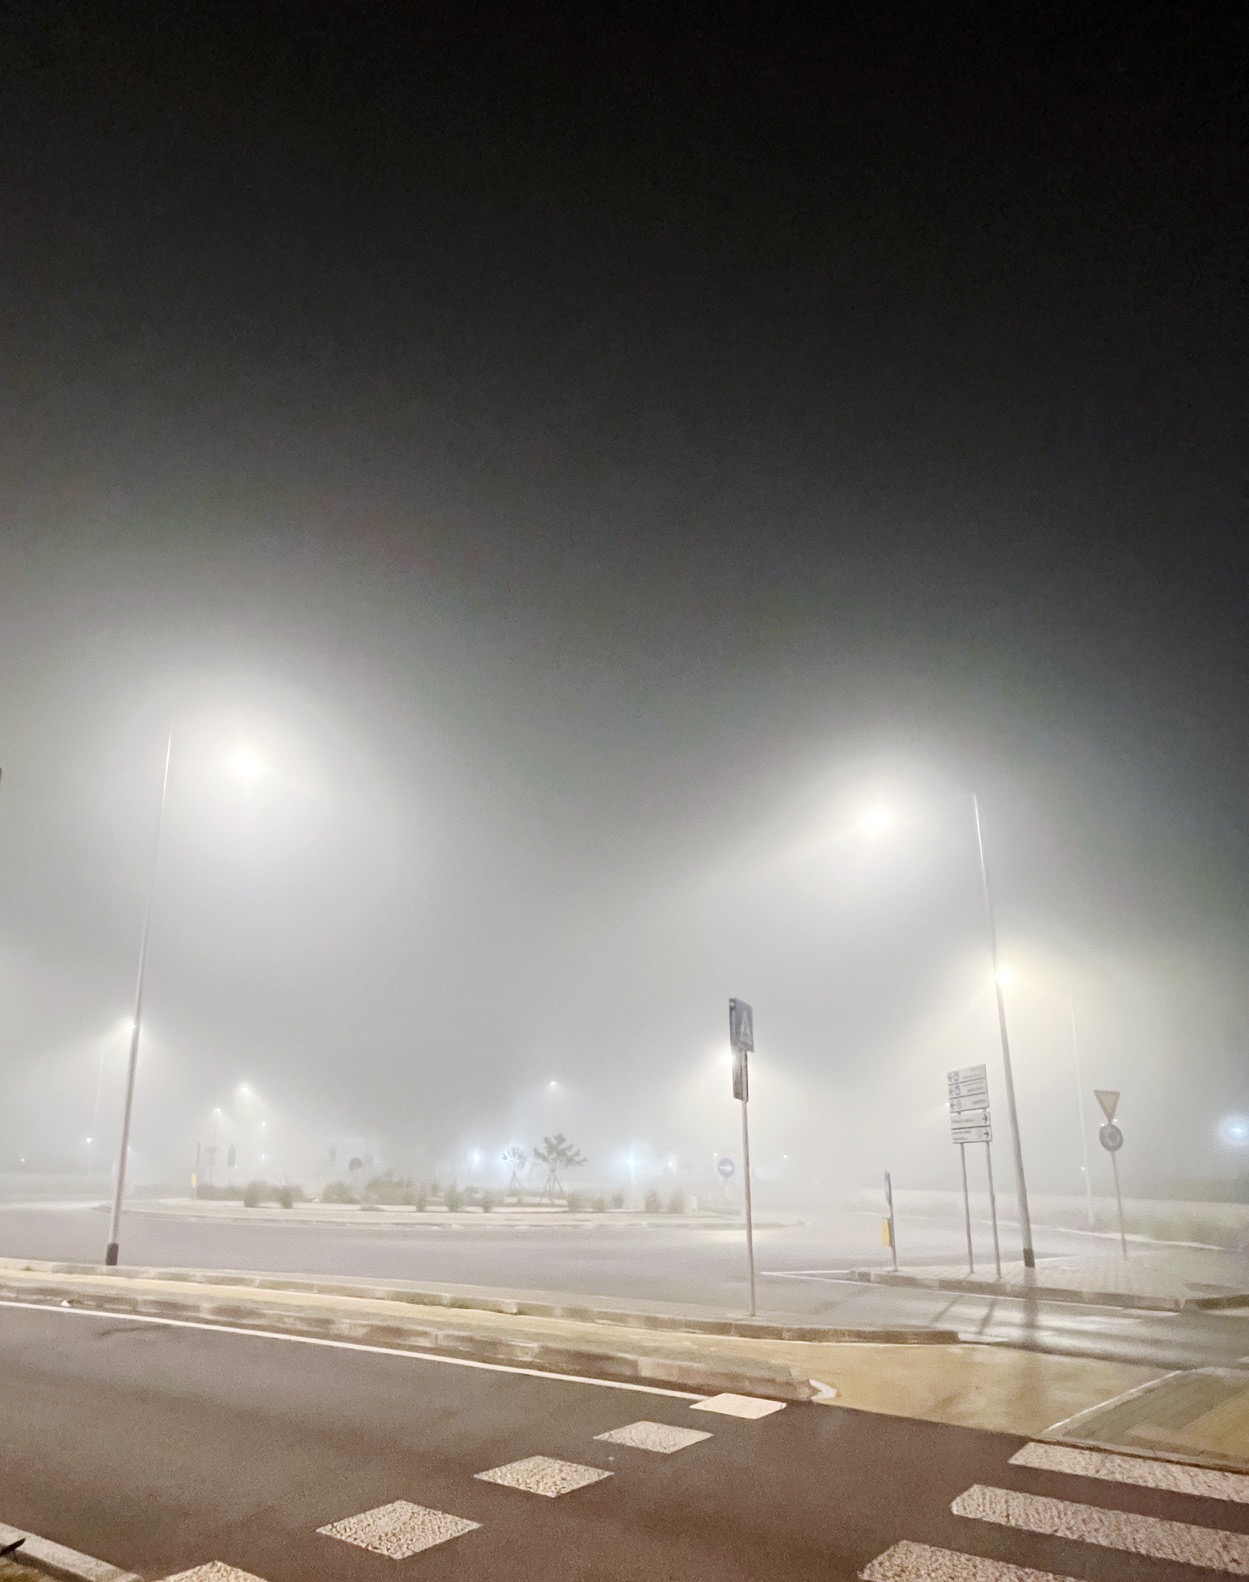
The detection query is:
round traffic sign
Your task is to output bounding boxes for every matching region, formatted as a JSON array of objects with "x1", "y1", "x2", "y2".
[
  {"x1": 717, "y1": 1157, "x2": 735, "y2": 1179},
  {"x1": 1099, "y1": 1121, "x2": 1124, "y2": 1153}
]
